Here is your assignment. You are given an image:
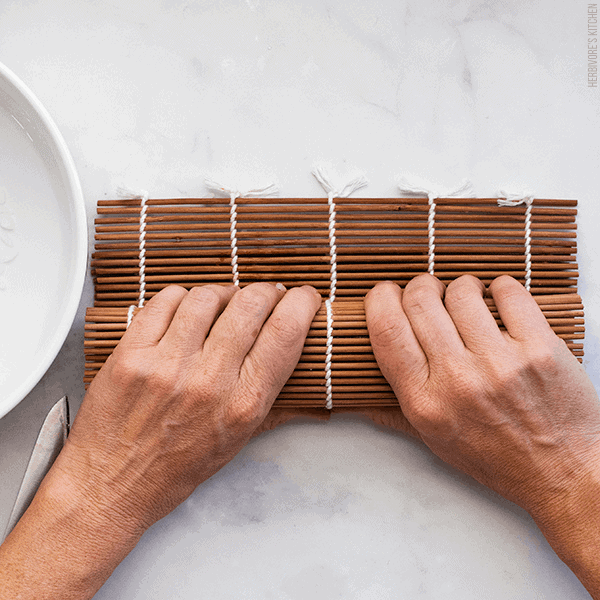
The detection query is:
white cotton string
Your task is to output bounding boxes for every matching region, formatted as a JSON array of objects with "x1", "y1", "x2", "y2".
[
  {"x1": 126, "y1": 304, "x2": 136, "y2": 329},
  {"x1": 324, "y1": 191, "x2": 338, "y2": 411},
  {"x1": 326, "y1": 191, "x2": 338, "y2": 301},
  {"x1": 228, "y1": 192, "x2": 240, "y2": 286},
  {"x1": 398, "y1": 176, "x2": 475, "y2": 276},
  {"x1": 205, "y1": 179, "x2": 279, "y2": 287},
  {"x1": 426, "y1": 196, "x2": 436, "y2": 275},
  {"x1": 118, "y1": 188, "x2": 149, "y2": 328},
  {"x1": 137, "y1": 194, "x2": 149, "y2": 307},
  {"x1": 498, "y1": 191, "x2": 535, "y2": 291},
  {"x1": 324, "y1": 297, "x2": 334, "y2": 409},
  {"x1": 312, "y1": 164, "x2": 368, "y2": 410}
]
